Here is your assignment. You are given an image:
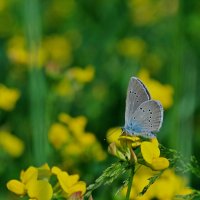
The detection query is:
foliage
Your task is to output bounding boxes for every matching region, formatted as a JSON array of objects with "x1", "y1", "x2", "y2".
[{"x1": 0, "y1": 0, "x2": 200, "y2": 199}]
